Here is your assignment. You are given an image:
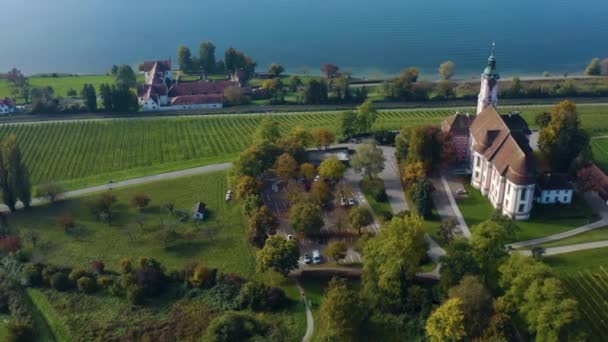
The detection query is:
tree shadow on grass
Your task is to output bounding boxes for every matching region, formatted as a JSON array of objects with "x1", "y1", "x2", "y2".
[{"x1": 164, "y1": 241, "x2": 209, "y2": 257}]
